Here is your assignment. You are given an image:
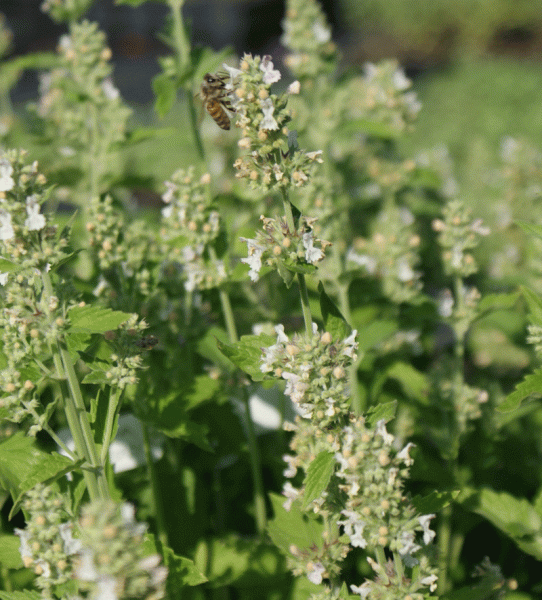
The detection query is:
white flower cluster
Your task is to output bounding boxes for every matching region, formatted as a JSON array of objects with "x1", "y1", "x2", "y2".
[
  {"x1": 241, "y1": 215, "x2": 330, "y2": 283},
  {"x1": 260, "y1": 323, "x2": 357, "y2": 425}
]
